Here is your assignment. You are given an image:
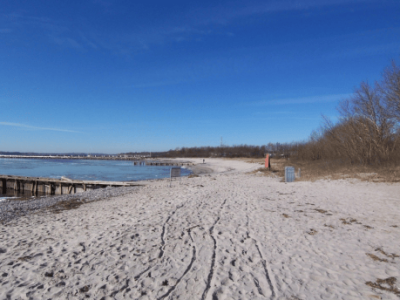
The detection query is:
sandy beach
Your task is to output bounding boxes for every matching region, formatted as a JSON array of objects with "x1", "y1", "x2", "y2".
[{"x1": 1, "y1": 158, "x2": 400, "y2": 299}]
